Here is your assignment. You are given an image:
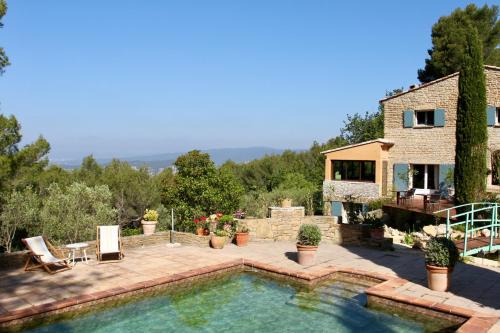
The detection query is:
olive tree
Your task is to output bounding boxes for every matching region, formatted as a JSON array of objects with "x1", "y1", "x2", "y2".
[
  {"x1": 0, "y1": 187, "x2": 40, "y2": 252},
  {"x1": 40, "y1": 182, "x2": 117, "y2": 244}
]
